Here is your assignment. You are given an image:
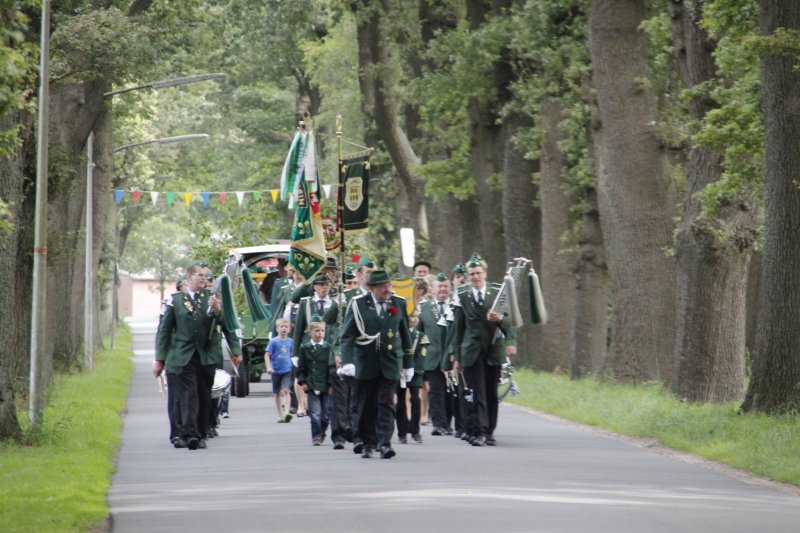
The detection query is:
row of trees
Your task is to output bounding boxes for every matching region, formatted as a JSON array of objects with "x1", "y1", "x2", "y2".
[{"x1": 1, "y1": 0, "x2": 798, "y2": 441}]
